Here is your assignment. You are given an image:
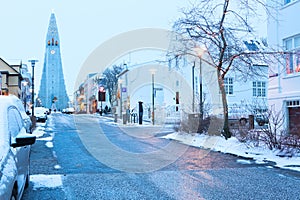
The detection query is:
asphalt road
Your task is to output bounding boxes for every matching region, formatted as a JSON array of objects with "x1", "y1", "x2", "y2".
[{"x1": 22, "y1": 113, "x2": 300, "y2": 200}]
